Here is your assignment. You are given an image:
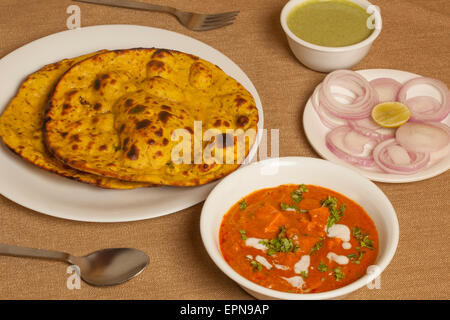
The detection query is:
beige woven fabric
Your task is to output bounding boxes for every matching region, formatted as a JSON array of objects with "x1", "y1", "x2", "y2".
[{"x1": 0, "y1": 0, "x2": 448, "y2": 299}]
